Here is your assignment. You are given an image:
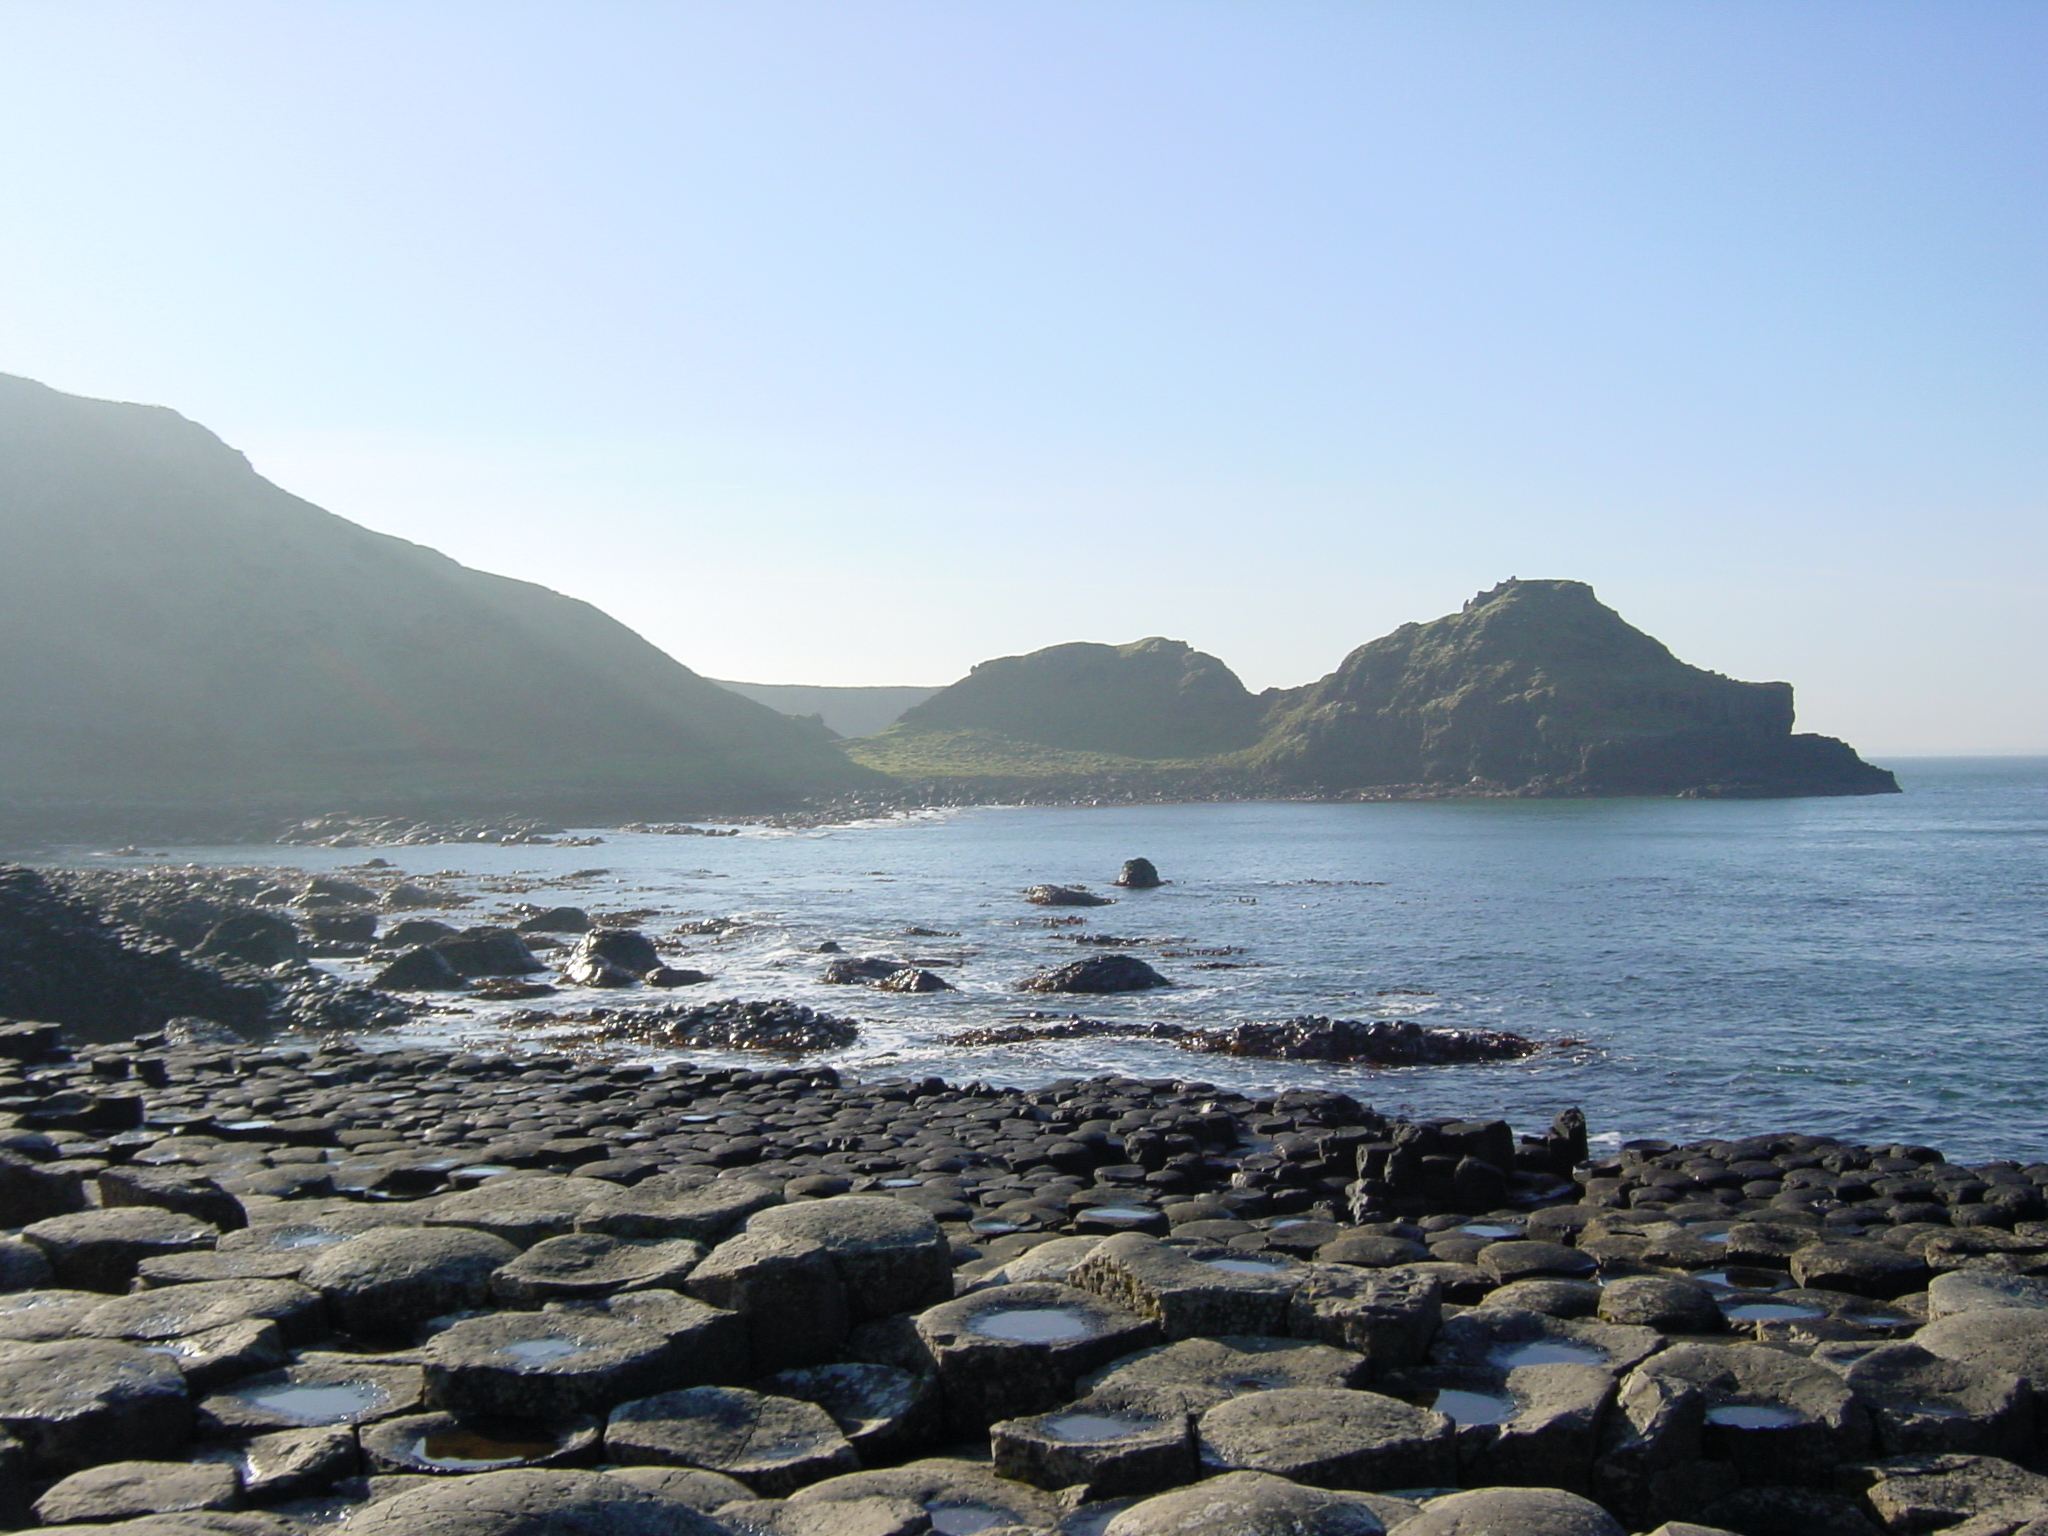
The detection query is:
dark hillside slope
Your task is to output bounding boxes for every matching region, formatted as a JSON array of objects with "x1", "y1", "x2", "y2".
[
  {"x1": 0, "y1": 374, "x2": 872, "y2": 819},
  {"x1": 890, "y1": 637, "x2": 1264, "y2": 760},
  {"x1": 1252, "y1": 579, "x2": 1896, "y2": 797}
]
